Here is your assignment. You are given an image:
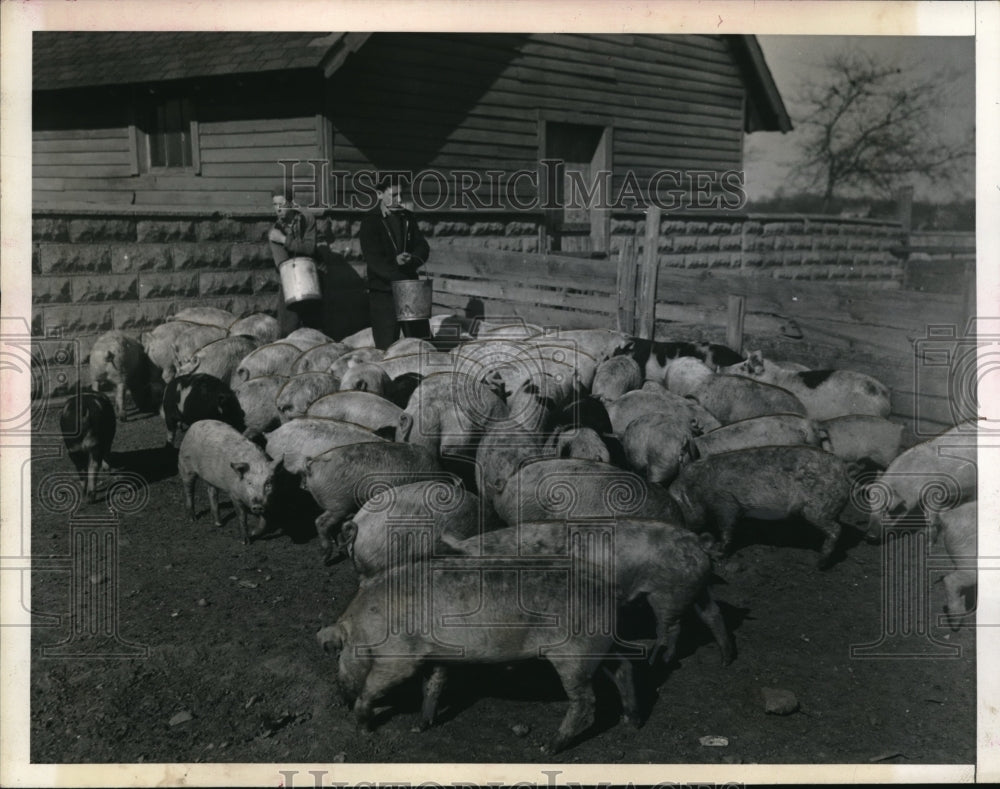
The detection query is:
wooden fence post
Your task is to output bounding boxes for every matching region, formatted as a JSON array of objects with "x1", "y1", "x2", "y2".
[
  {"x1": 726, "y1": 294, "x2": 746, "y2": 355},
  {"x1": 896, "y1": 186, "x2": 914, "y2": 290},
  {"x1": 616, "y1": 237, "x2": 638, "y2": 335},
  {"x1": 636, "y1": 207, "x2": 661, "y2": 341}
]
